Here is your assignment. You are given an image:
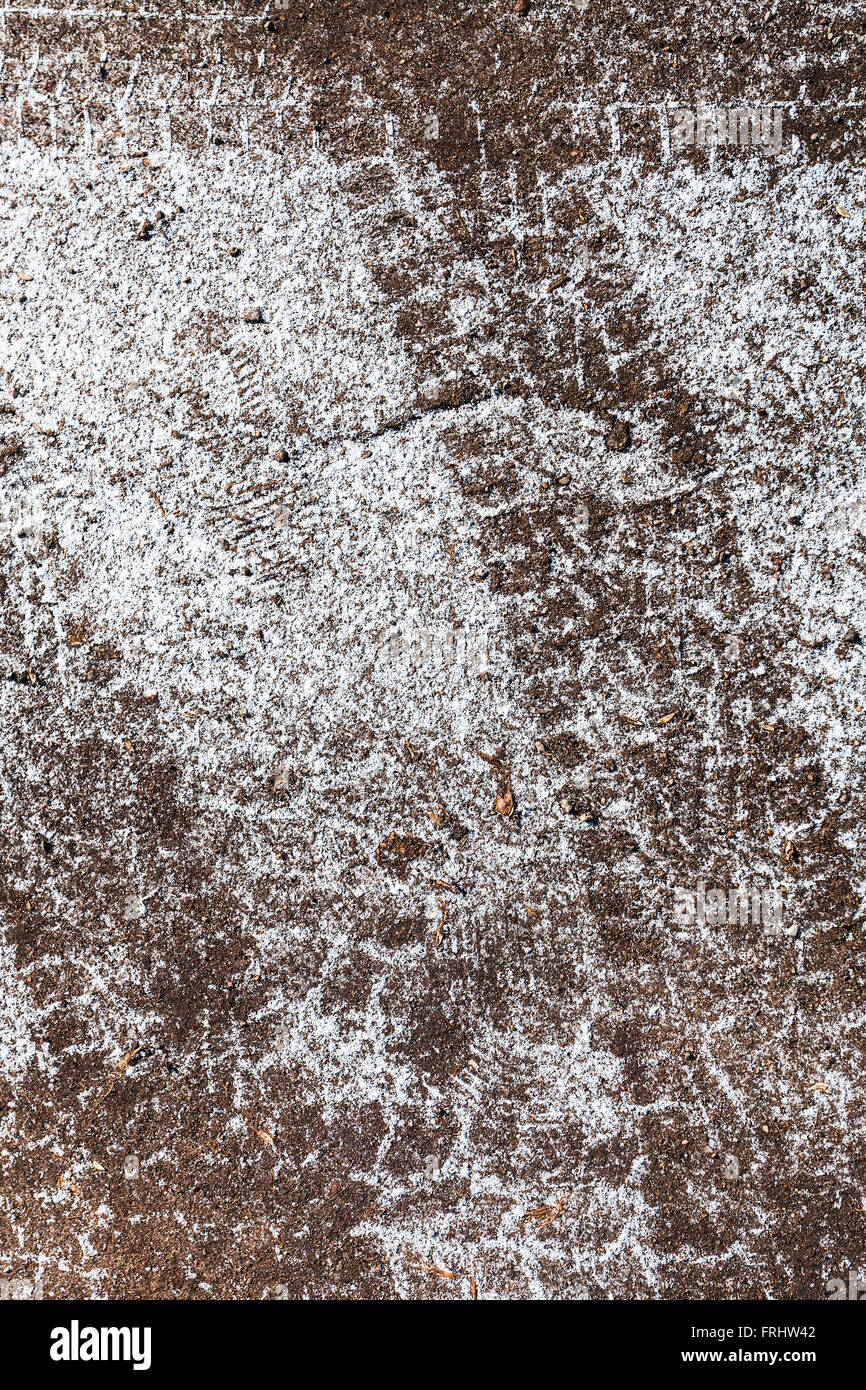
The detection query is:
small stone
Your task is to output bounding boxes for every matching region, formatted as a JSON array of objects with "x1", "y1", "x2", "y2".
[
  {"x1": 243, "y1": 306, "x2": 264, "y2": 323},
  {"x1": 228, "y1": 246, "x2": 241, "y2": 257},
  {"x1": 123, "y1": 1154, "x2": 140, "y2": 1180},
  {"x1": 274, "y1": 448, "x2": 289, "y2": 463},
  {"x1": 123, "y1": 895, "x2": 145, "y2": 922},
  {"x1": 559, "y1": 795, "x2": 577, "y2": 814},
  {"x1": 514, "y1": 0, "x2": 530, "y2": 12}
]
